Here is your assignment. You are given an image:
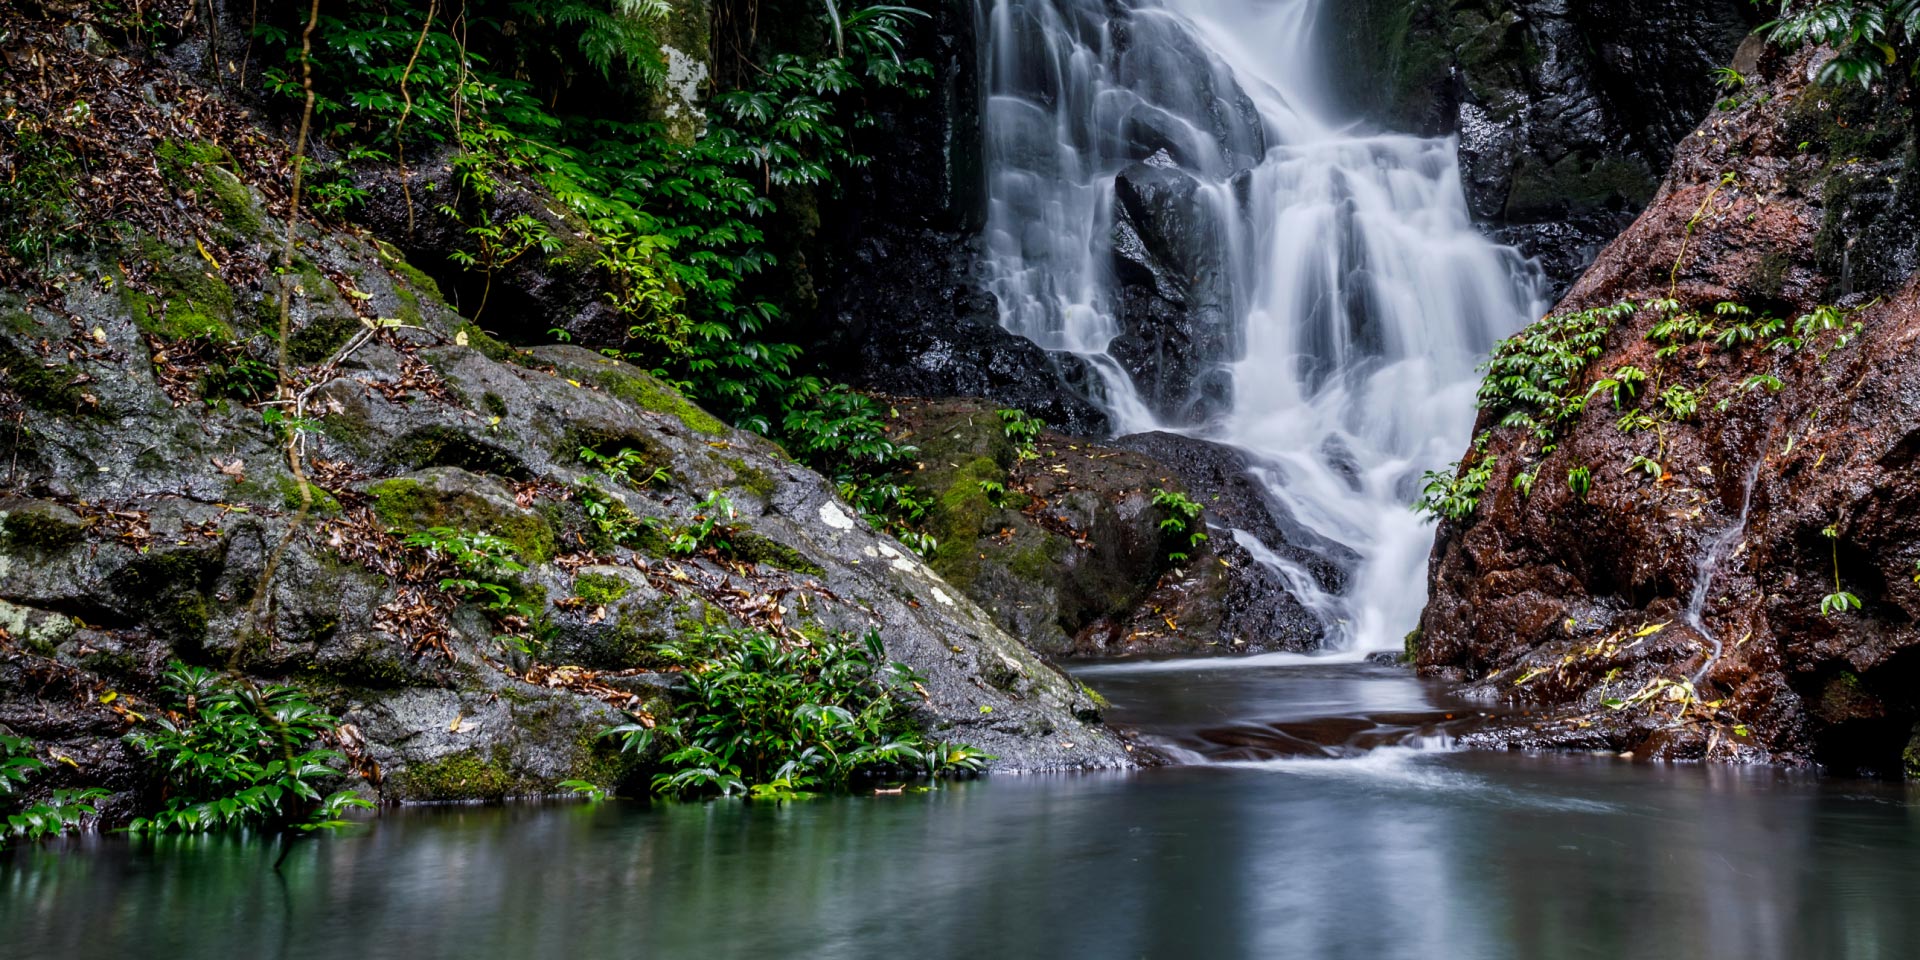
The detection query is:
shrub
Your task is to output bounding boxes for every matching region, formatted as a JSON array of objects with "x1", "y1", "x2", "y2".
[
  {"x1": 123, "y1": 663, "x2": 371, "y2": 833},
  {"x1": 1, "y1": 734, "x2": 107, "y2": 848},
  {"x1": 612, "y1": 627, "x2": 989, "y2": 799}
]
